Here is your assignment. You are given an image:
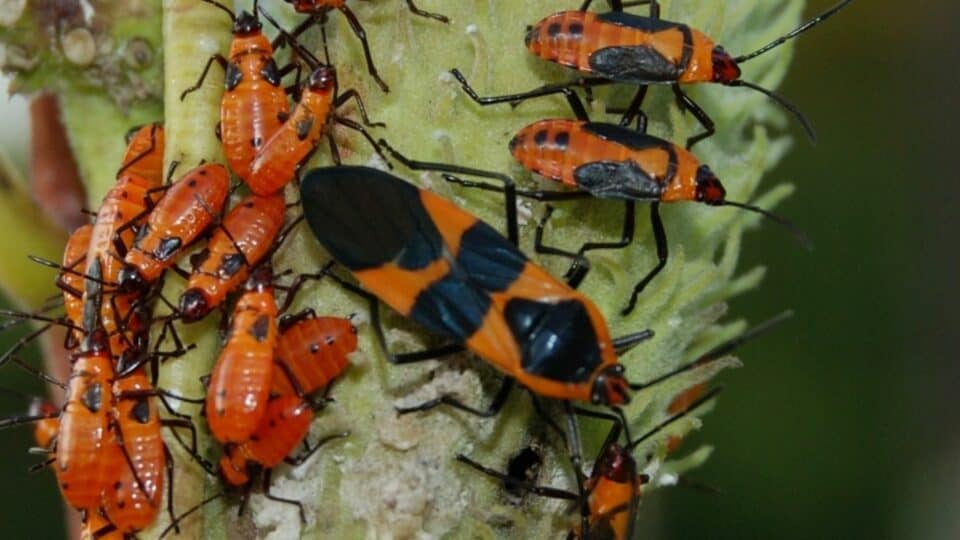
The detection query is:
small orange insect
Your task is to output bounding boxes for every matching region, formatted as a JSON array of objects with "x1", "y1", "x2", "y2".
[
  {"x1": 59, "y1": 224, "x2": 93, "y2": 346},
  {"x1": 117, "y1": 123, "x2": 165, "y2": 183},
  {"x1": 272, "y1": 309, "x2": 356, "y2": 397},
  {"x1": 179, "y1": 193, "x2": 287, "y2": 322},
  {"x1": 180, "y1": 1, "x2": 294, "y2": 185},
  {"x1": 205, "y1": 264, "x2": 279, "y2": 444},
  {"x1": 118, "y1": 163, "x2": 231, "y2": 293},
  {"x1": 217, "y1": 395, "x2": 347, "y2": 521}
]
